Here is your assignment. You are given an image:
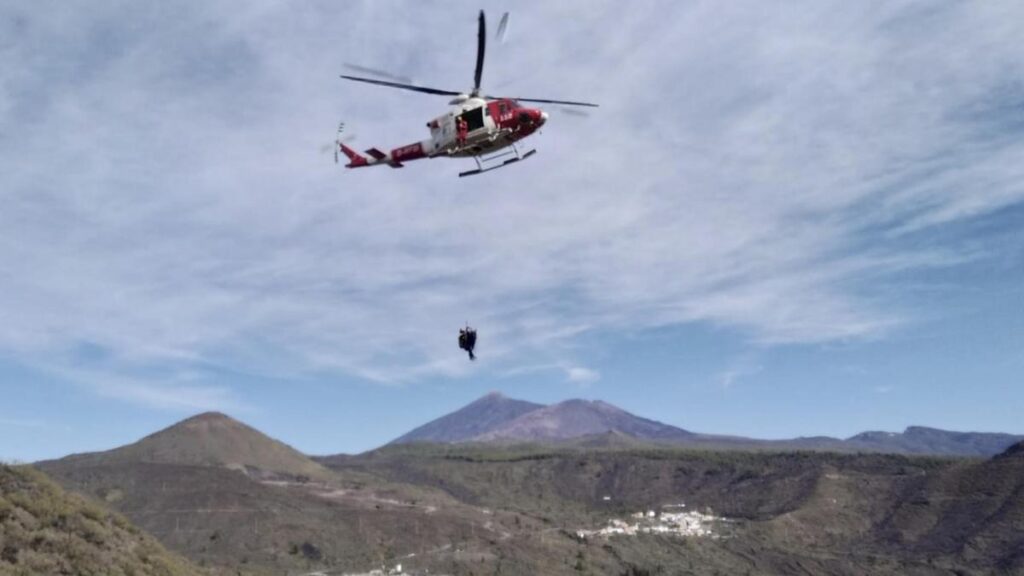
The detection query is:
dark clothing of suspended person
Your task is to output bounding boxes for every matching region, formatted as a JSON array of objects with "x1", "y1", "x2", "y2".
[{"x1": 459, "y1": 327, "x2": 477, "y2": 361}]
